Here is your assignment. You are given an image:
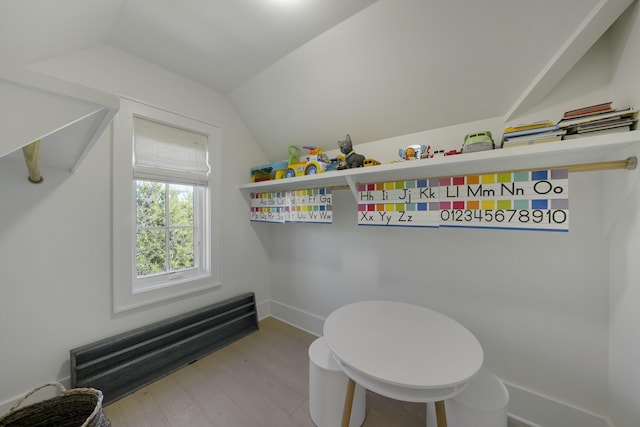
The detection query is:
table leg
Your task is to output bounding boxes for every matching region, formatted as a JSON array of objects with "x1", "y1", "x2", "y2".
[
  {"x1": 341, "y1": 378, "x2": 356, "y2": 427},
  {"x1": 435, "y1": 400, "x2": 447, "y2": 427}
]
